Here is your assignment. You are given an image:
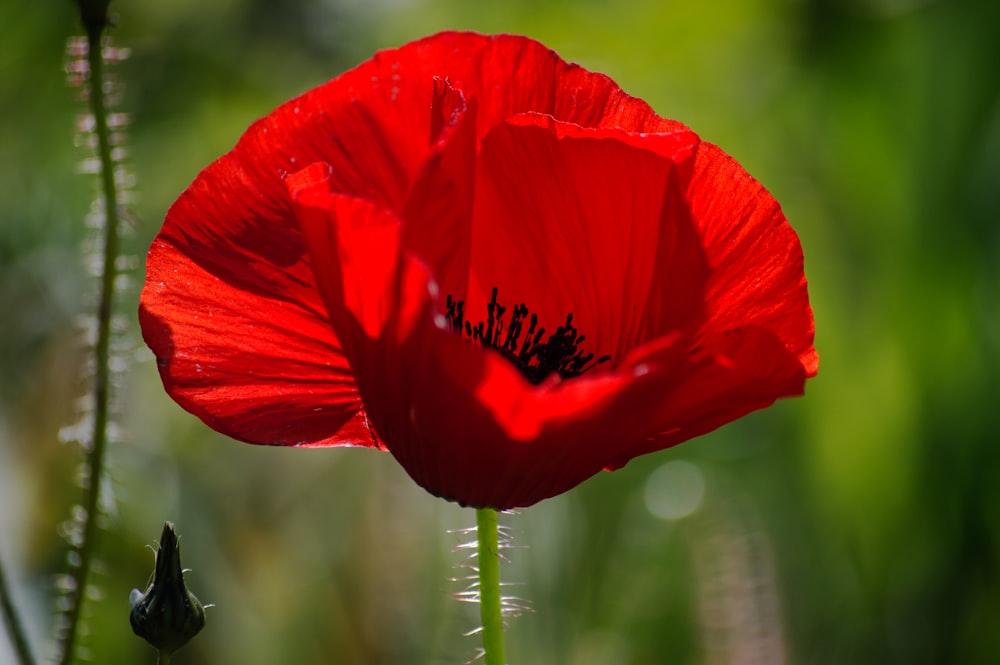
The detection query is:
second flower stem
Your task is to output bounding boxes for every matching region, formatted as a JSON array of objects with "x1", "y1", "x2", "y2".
[
  {"x1": 475, "y1": 508, "x2": 506, "y2": 665},
  {"x1": 59, "y1": 24, "x2": 120, "y2": 665}
]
